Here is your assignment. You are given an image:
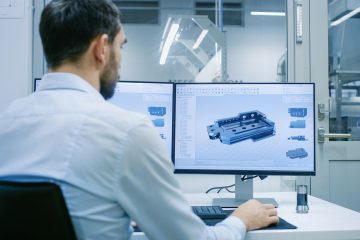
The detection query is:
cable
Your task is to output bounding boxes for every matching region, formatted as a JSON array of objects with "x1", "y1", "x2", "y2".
[
  {"x1": 205, "y1": 183, "x2": 235, "y2": 194},
  {"x1": 224, "y1": 186, "x2": 235, "y2": 193},
  {"x1": 241, "y1": 175, "x2": 258, "y2": 181},
  {"x1": 205, "y1": 175, "x2": 268, "y2": 194}
]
